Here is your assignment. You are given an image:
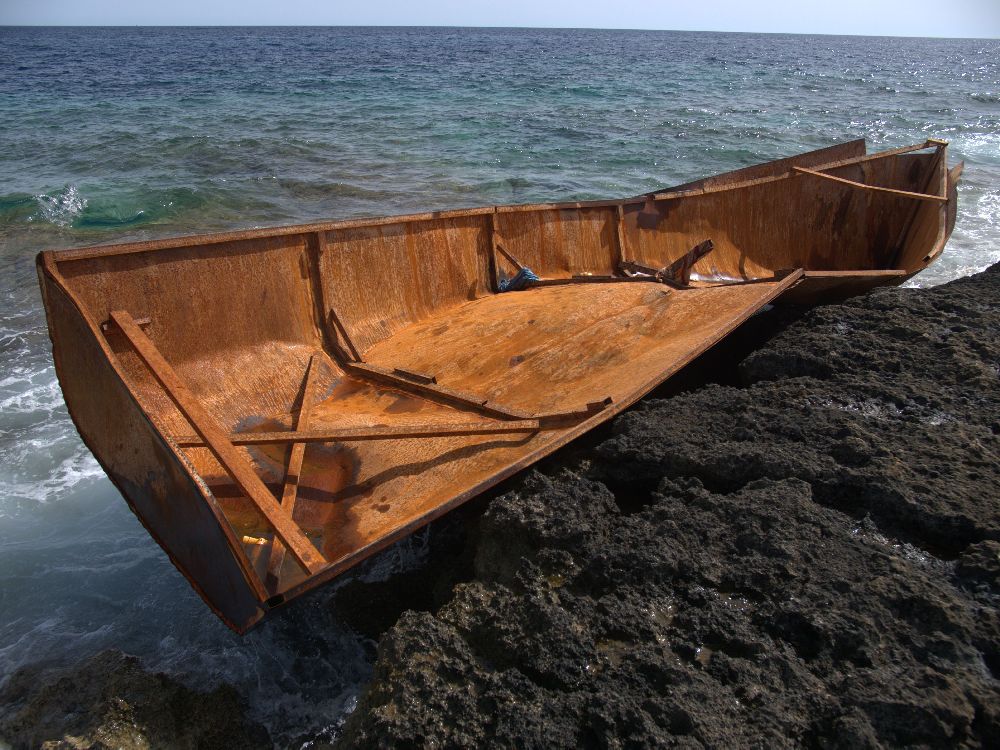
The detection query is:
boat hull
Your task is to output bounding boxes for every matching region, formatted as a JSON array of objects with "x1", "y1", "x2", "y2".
[{"x1": 37, "y1": 139, "x2": 960, "y2": 631}]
